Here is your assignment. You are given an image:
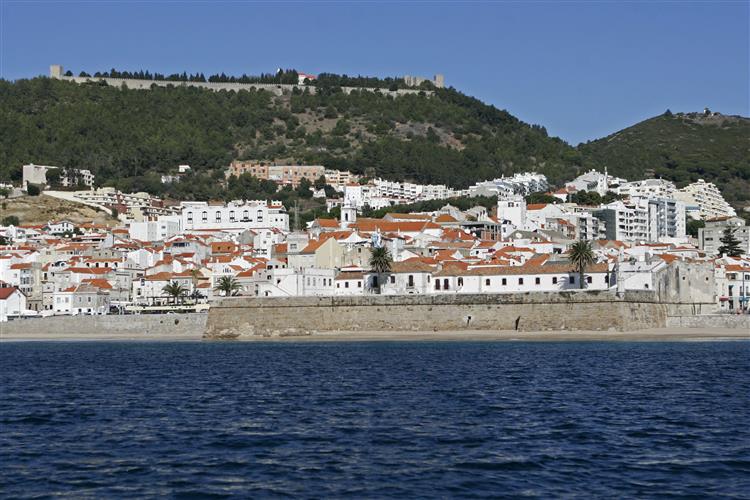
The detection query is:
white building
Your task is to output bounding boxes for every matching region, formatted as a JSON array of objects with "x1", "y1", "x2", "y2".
[
  {"x1": 180, "y1": 201, "x2": 289, "y2": 232},
  {"x1": 566, "y1": 169, "x2": 626, "y2": 196},
  {"x1": 616, "y1": 178, "x2": 677, "y2": 199},
  {"x1": 674, "y1": 179, "x2": 735, "y2": 220},
  {"x1": 0, "y1": 286, "x2": 27, "y2": 321},
  {"x1": 593, "y1": 200, "x2": 649, "y2": 242},
  {"x1": 640, "y1": 197, "x2": 687, "y2": 242},
  {"x1": 129, "y1": 218, "x2": 181, "y2": 242},
  {"x1": 22, "y1": 164, "x2": 94, "y2": 189},
  {"x1": 468, "y1": 173, "x2": 549, "y2": 199},
  {"x1": 699, "y1": 217, "x2": 750, "y2": 256}
]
